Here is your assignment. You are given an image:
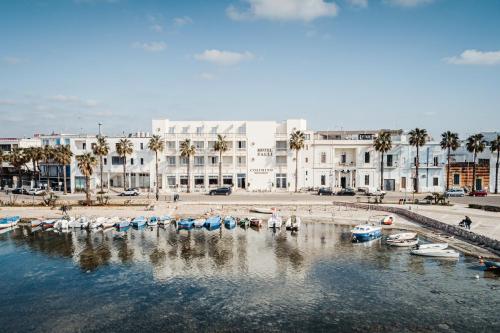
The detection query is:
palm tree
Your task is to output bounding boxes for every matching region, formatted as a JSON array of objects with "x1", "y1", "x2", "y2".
[
  {"x1": 289, "y1": 130, "x2": 305, "y2": 192},
  {"x1": 213, "y1": 134, "x2": 229, "y2": 187},
  {"x1": 0, "y1": 149, "x2": 5, "y2": 188},
  {"x1": 373, "y1": 131, "x2": 392, "y2": 191},
  {"x1": 466, "y1": 133, "x2": 486, "y2": 192},
  {"x1": 491, "y1": 135, "x2": 500, "y2": 194},
  {"x1": 8, "y1": 148, "x2": 27, "y2": 188},
  {"x1": 440, "y1": 131, "x2": 460, "y2": 191},
  {"x1": 179, "y1": 139, "x2": 196, "y2": 193},
  {"x1": 32, "y1": 147, "x2": 44, "y2": 185},
  {"x1": 41, "y1": 145, "x2": 55, "y2": 191},
  {"x1": 76, "y1": 153, "x2": 97, "y2": 205},
  {"x1": 116, "y1": 138, "x2": 133, "y2": 190},
  {"x1": 93, "y1": 136, "x2": 109, "y2": 194},
  {"x1": 23, "y1": 147, "x2": 38, "y2": 186},
  {"x1": 408, "y1": 128, "x2": 428, "y2": 193},
  {"x1": 148, "y1": 135, "x2": 164, "y2": 200},
  {"x1": 55, "y1": 145, "x2": 73, "y2": 195}
]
